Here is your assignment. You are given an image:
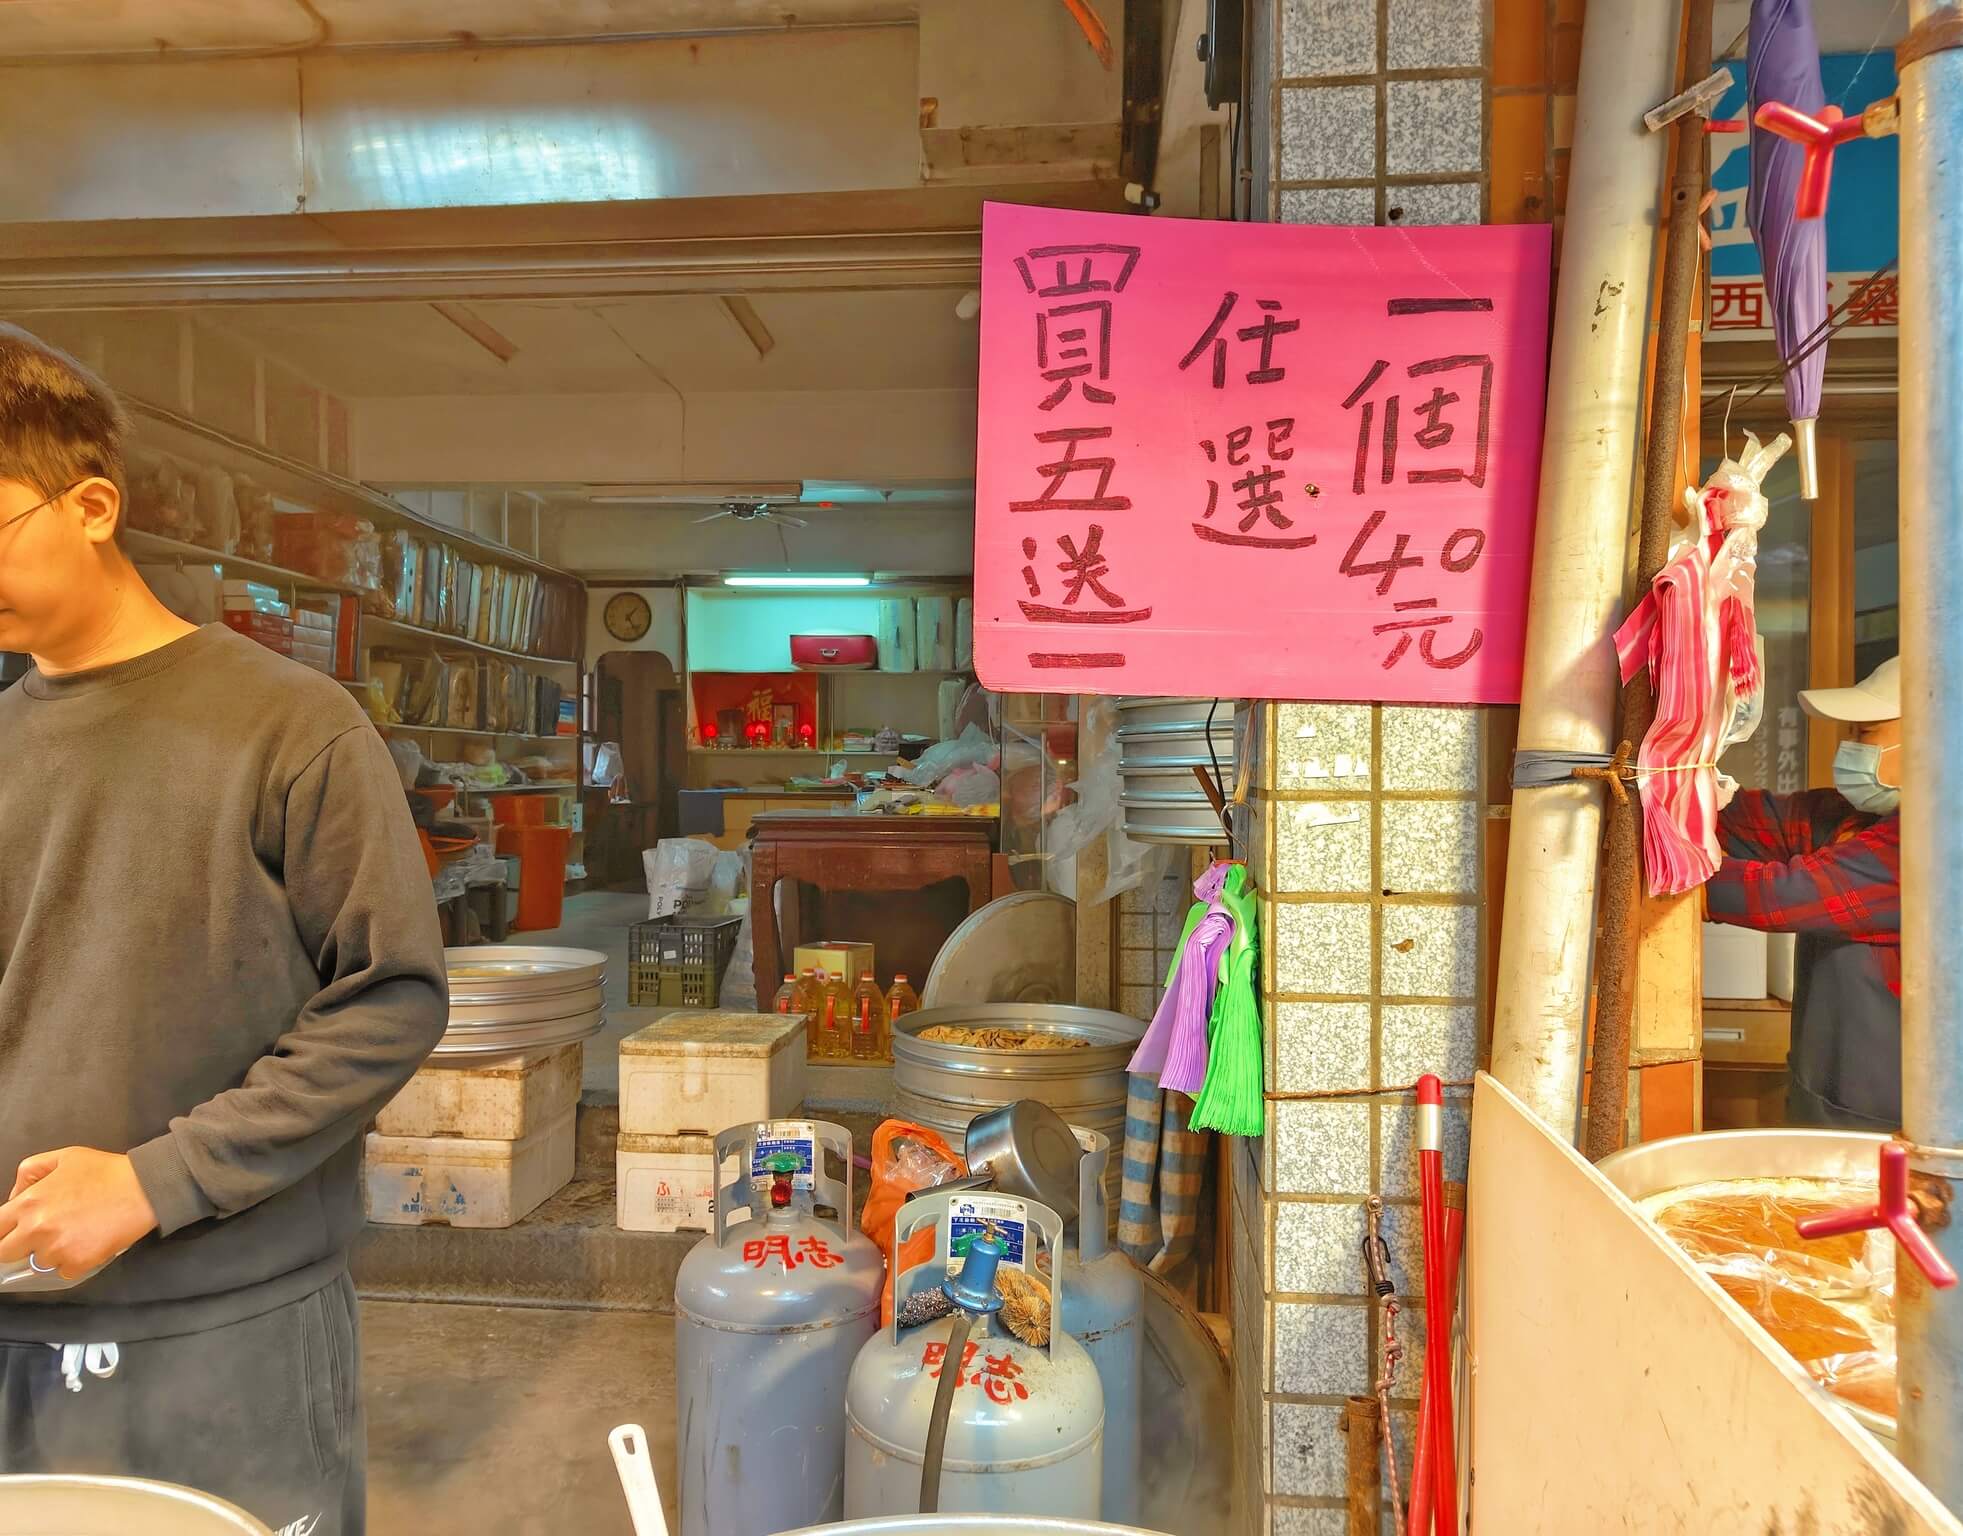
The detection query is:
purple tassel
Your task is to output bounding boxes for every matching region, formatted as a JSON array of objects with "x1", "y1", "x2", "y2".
[{"x1": 1129, "y1": 864, "x2": 1236, "y2": 1094}]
